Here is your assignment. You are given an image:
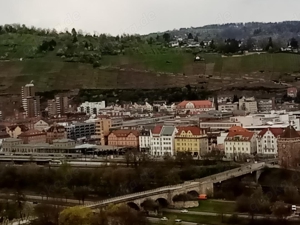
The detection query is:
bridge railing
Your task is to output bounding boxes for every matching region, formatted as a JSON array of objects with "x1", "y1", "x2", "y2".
[{"x1": 85, "y1": 162, "x2": 266, "y2": 208}]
